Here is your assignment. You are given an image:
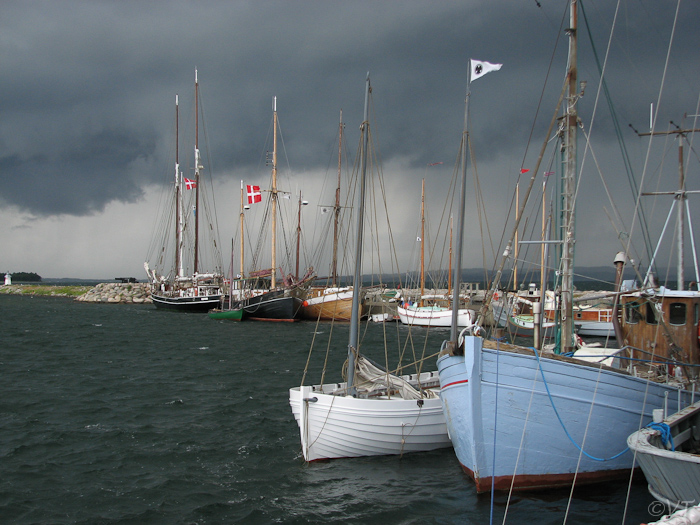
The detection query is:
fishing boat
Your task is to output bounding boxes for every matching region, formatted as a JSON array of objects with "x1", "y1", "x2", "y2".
[
  {"x1": 436, "y1": 0, "x2": 698, "y2": 493},
  {"x1": 302, "y1": 110, "x2": 362, "y2": 321},
  {"x1": 238, "y1": 98, "x2": 313, "y2": 321},
  {"x1": 144, "y1": 70, "x2": 224, "y2": 312},
  {"x1": 492, "y1": 286, "x2": 613, "y2": 339},
  {"x1": 490, "y1": 288, "x2": 557, "y2": 337},
  {"x1": 567, "y1": 303, "x2": 615, "y2": 337},
  {"x1": 289, "y1": 74, "x2": 451, "y2": 461},
  {"x1": 628, "y1": 400, "x2": 700, "y2": 510},
  {"x1": 397, "y1": 180, "x2": 475, "y2": 328}
]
